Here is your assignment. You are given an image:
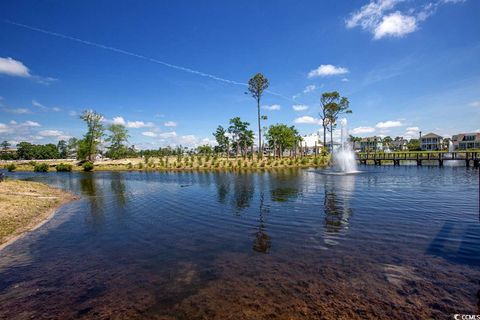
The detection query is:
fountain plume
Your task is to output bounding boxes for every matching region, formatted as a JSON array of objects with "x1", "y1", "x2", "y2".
[{"x1": 333, "y1": 118, "x2": 358, "y2": 173}]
